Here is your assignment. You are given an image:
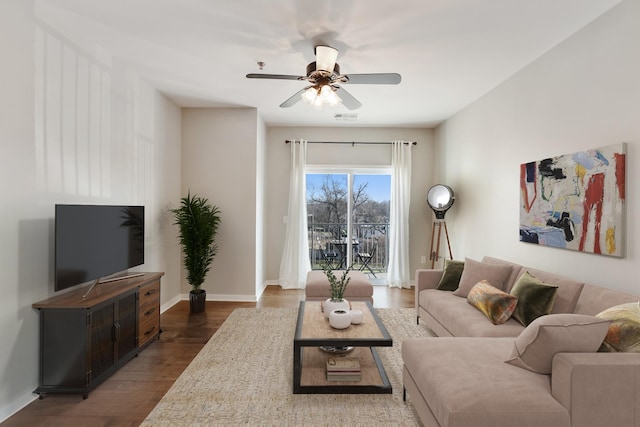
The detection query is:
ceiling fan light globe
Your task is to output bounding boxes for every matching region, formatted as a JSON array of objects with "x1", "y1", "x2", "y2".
[
  {"x1": 330, "y1": 94, "x2": 342, "y2": 106},
  {"x1": 301, "y1": 87, "x2": 318, "y2": 104},
  {"x1": 319, "y1": 85, "x2": 341, "y2": 106},
  {"x1": 327, "y1": 95, "x2": 341, "y2": 106}
]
